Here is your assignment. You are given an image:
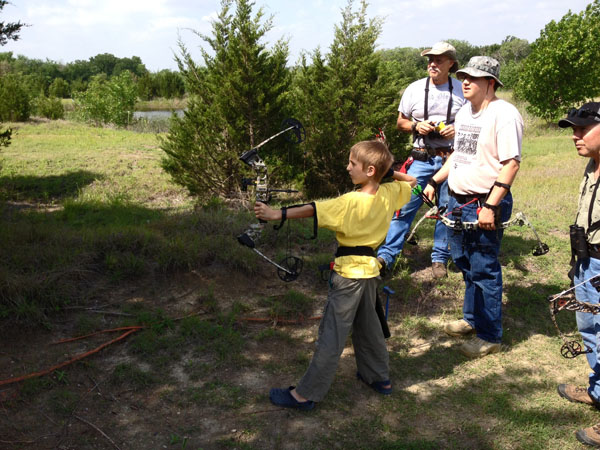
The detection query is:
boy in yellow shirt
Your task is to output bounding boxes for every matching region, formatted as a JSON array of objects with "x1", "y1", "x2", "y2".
[{"x1": 254, "y1": 140, "x2": 416, "y2": 410}]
